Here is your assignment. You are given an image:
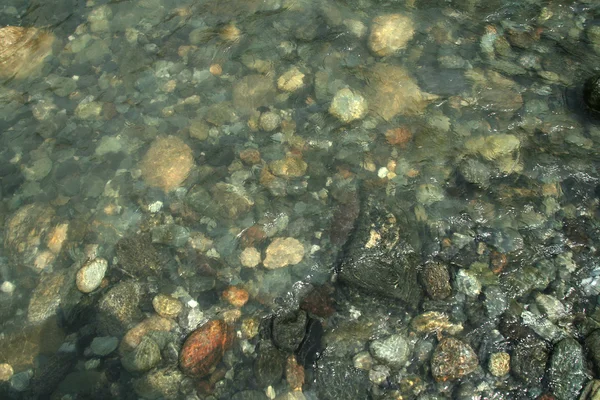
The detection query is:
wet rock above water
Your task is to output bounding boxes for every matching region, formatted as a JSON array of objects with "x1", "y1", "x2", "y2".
[
  {"x1": 431, "y1": 338, "x2": 478, "y2": 382},
  {"x1": 337, "y1": 195, "x2": 423, "y2": 308},
  {"x1": 368, "y1": 14, "x2": 415, "y2": 57},
  {"x1": 139, "y1": 136, "x2": 194, "y2": 192},
  {"x1": 510, "y1": 336, "x2": 548, "y2": 385},
  {"x1": 548, "y1": 338, "x2": 587, "y2": 400},
  {"x1": 0, "y1": 26, "x2": 55, "y2": 80}
]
